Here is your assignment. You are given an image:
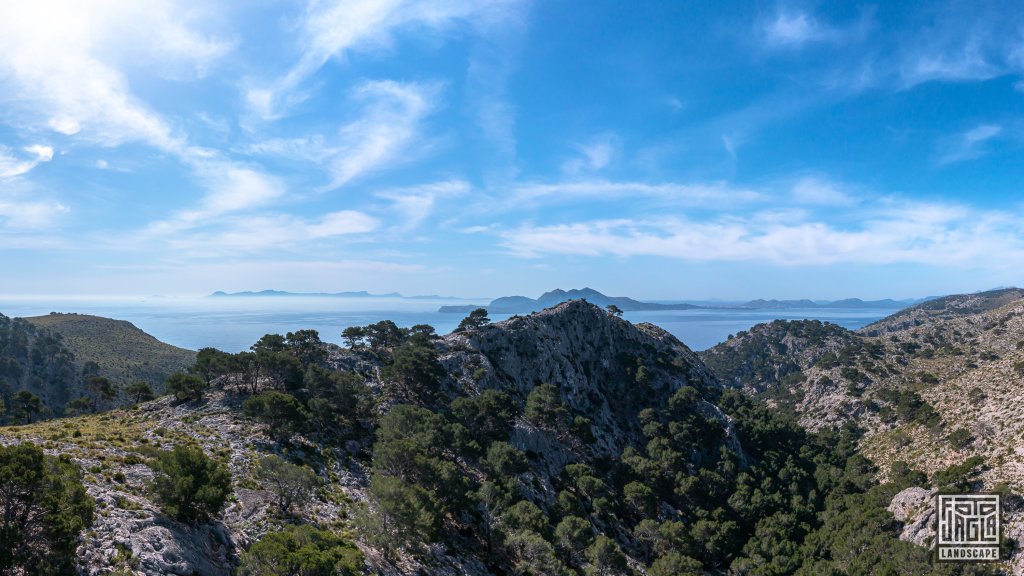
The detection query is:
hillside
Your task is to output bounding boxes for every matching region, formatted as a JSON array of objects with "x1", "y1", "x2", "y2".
[
  {"x1": 0, "y1": 313, "x2": 80, "y2": 414},
  {"x1": 703, "y1": 288, "x2": 1024, "y2": 573},
  {"x1": 0, "y1": 301, "x2": 966, "y2": 575},
  {"x1": 24, "y1": 313, "x2": 194, "y2": 389},
  {"x1": 700, "y1": 319, "x2": 860, "y2": 397}
]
